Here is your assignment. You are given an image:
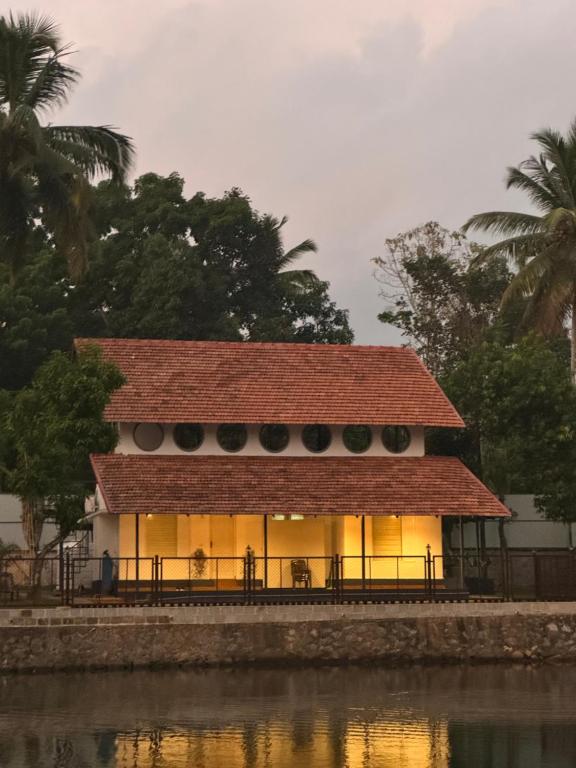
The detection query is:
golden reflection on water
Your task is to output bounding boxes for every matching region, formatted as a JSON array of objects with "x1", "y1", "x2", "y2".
[{"x1": 114, "y1": 717, "x2": 449, "y2": 768}]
